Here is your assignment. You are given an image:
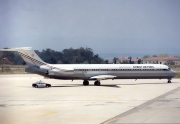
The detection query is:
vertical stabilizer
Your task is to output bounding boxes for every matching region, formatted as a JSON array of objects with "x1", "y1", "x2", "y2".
[{"x1": 0, "y1": 47, "x2": 47, "y2": 67}]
